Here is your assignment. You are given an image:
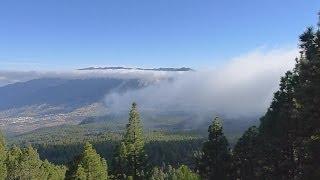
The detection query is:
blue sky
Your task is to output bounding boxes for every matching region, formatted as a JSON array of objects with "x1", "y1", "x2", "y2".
[{"x1": 0, "y1": 0, "x2": 319, "y2": 70}]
